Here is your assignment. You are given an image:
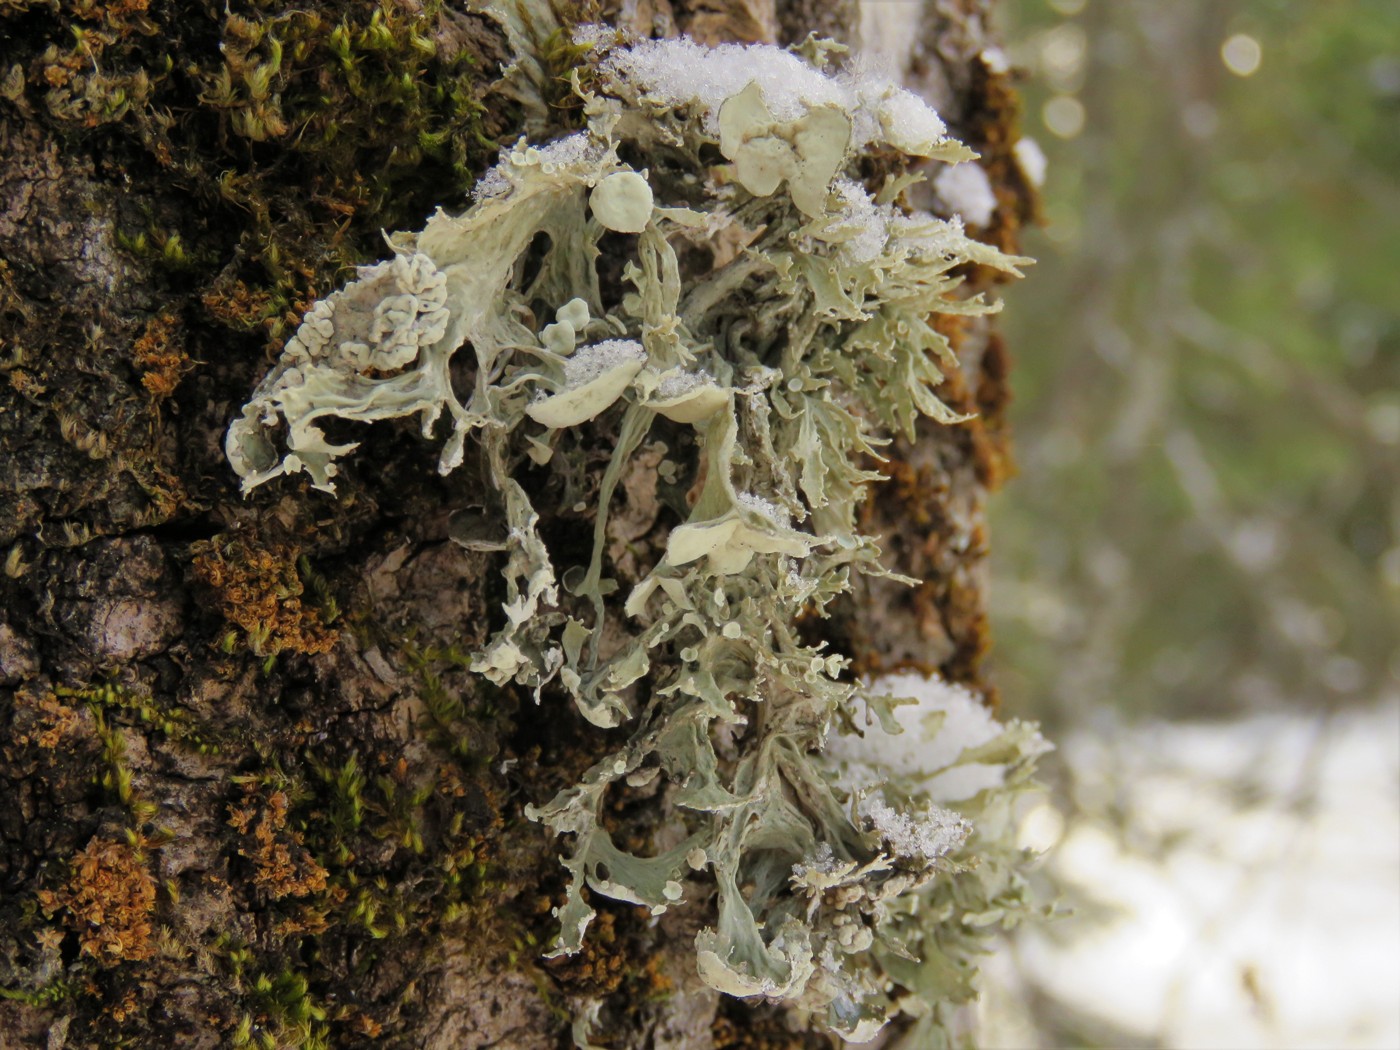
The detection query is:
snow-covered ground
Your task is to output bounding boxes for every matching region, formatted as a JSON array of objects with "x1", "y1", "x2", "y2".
[{"x1": 984, "y1": 699, "x2": 1400, "y2": 1049}]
